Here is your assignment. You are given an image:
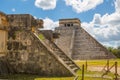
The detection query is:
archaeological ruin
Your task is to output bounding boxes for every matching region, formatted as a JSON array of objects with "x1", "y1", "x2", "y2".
[
  {"x1": 0, "y1": 12, "x2": 115, "y2": 76},
  {"x1": 0, "y1": 12, "x2": 79, "y2": 76}
]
